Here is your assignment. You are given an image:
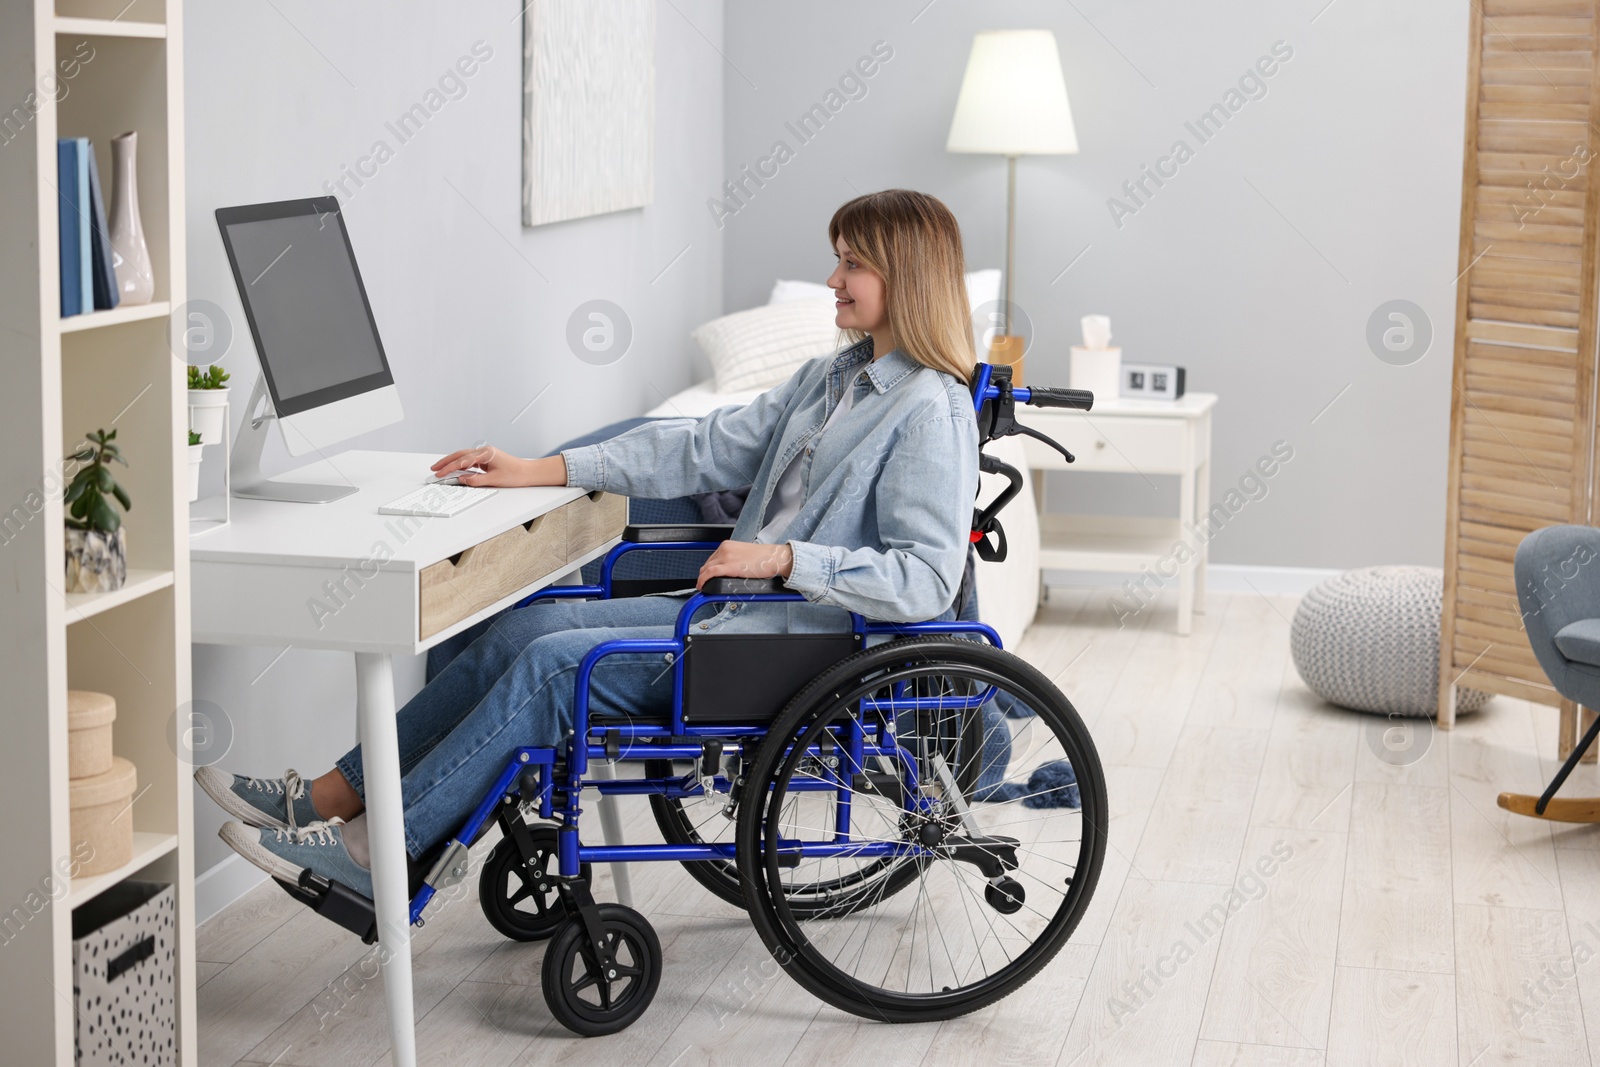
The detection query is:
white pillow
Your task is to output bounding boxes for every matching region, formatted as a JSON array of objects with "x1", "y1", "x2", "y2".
[
  {"x1": 693, "y1": 298, "x2": 841, "y2": 394},
  {"x1": 768, "y1": 278, "x2": 834, "y2": 304},
  {"x1": 768, "y1": 269, "x2": 1003, "y2": 359}
]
